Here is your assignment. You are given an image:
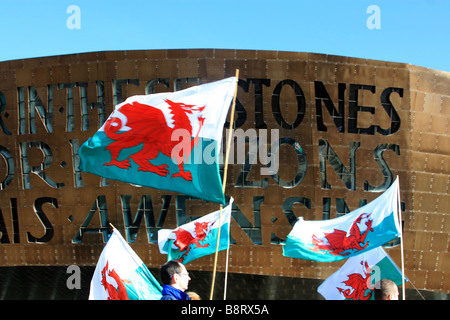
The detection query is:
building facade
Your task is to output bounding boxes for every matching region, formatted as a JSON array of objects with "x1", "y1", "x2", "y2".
[{"x1": 0, "y1": 49, "x2": 448, "y2": 298}]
